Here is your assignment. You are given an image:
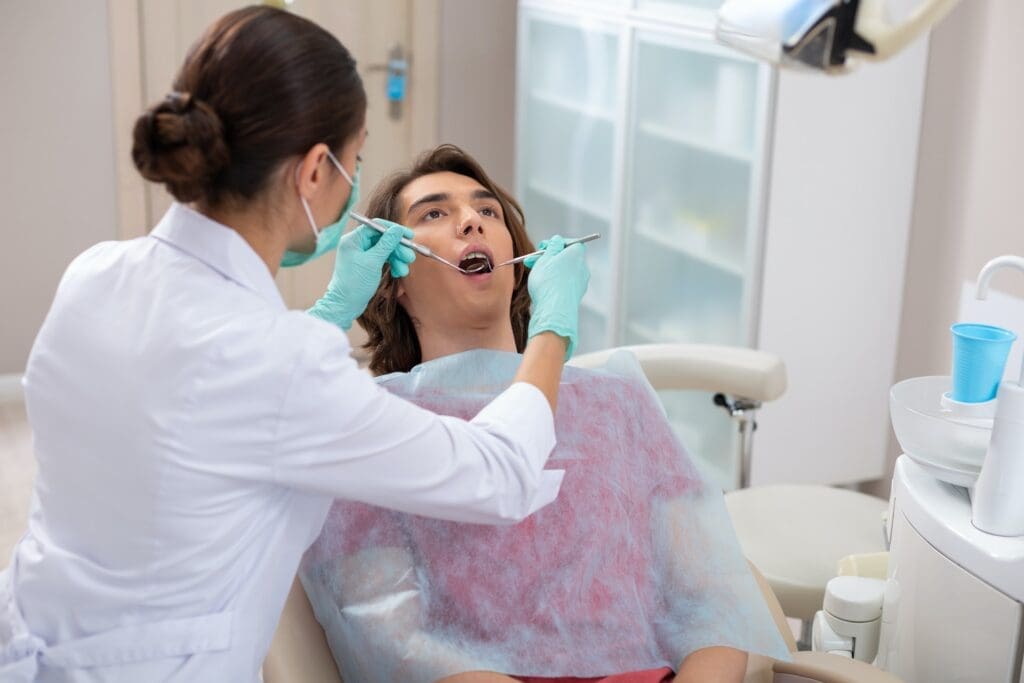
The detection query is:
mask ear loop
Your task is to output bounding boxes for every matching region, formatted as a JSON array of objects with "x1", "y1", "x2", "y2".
[
  {"x1": 326, "y1": 150, "x2": 355, "y2": 187},
  {"x1": 300, "y1": 198, "x2": 320, "y2": 238},
  {"x1": 295, "y1": 163, "x2": 321, "y2": 238},
  {"x1": 297, "y1": 149, "x2": 354, "y2": 239}
]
